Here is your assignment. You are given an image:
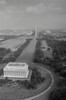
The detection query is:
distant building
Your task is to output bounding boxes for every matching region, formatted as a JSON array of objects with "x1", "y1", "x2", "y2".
[
  {"x1": 43, "y1": 33, "x2": 47, "y2": 35},
  {"x1": 3, "y1": 62, "x2": 29, "y2": 80}
]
